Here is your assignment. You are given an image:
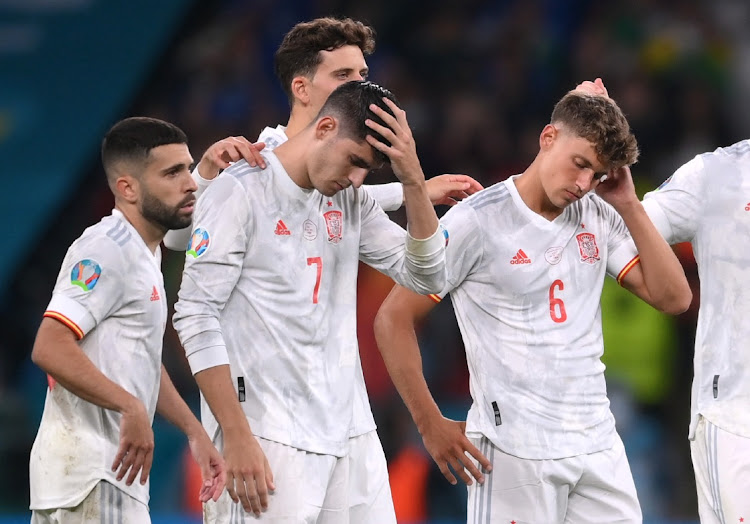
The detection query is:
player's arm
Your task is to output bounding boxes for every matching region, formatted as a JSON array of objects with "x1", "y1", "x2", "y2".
[
  {"x1": 31, "y1": 317, "x2": 154, "y2": 486},
  {"x1": 163, "y1": 137, "x2": 266, "y2": 251},
  {"x1": 366, "y1": 97, "x2": 438, "y2": 239},
  {"x1": 192, "y1": 365, "x2": 273, "y2": 516},
  {"x1": 362, "y1": 174, "x2": 483, "y2": 212},
  {"x1": 374, "y1": 286, "x2": 491, "y2": 485},
  {"x1": 173, "y1": 174, "x2": 273, "y2": 516},
  {"x1": 155, "y1": 366, "x2": 226, "y2": 503},
  {"x1": 598, "y1": 166, "x2": 691, "y2": 314}
]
